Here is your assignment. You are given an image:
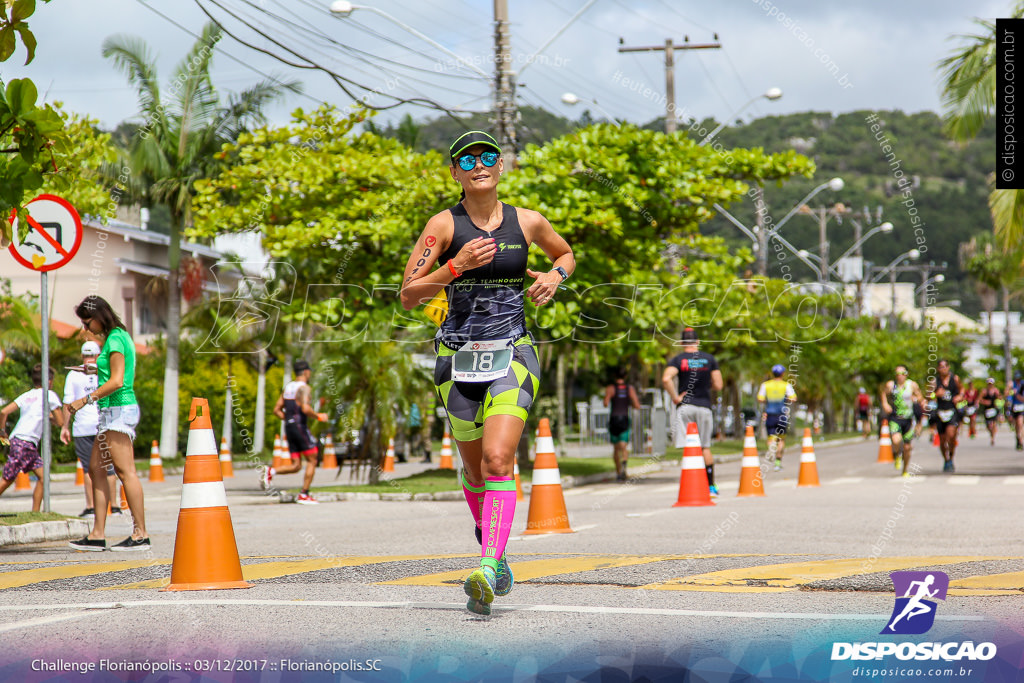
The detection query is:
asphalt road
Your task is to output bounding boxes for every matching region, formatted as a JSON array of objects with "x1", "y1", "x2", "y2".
[{"x1": 0, "y1": 427, "x2": 1022, "y2": 682}]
